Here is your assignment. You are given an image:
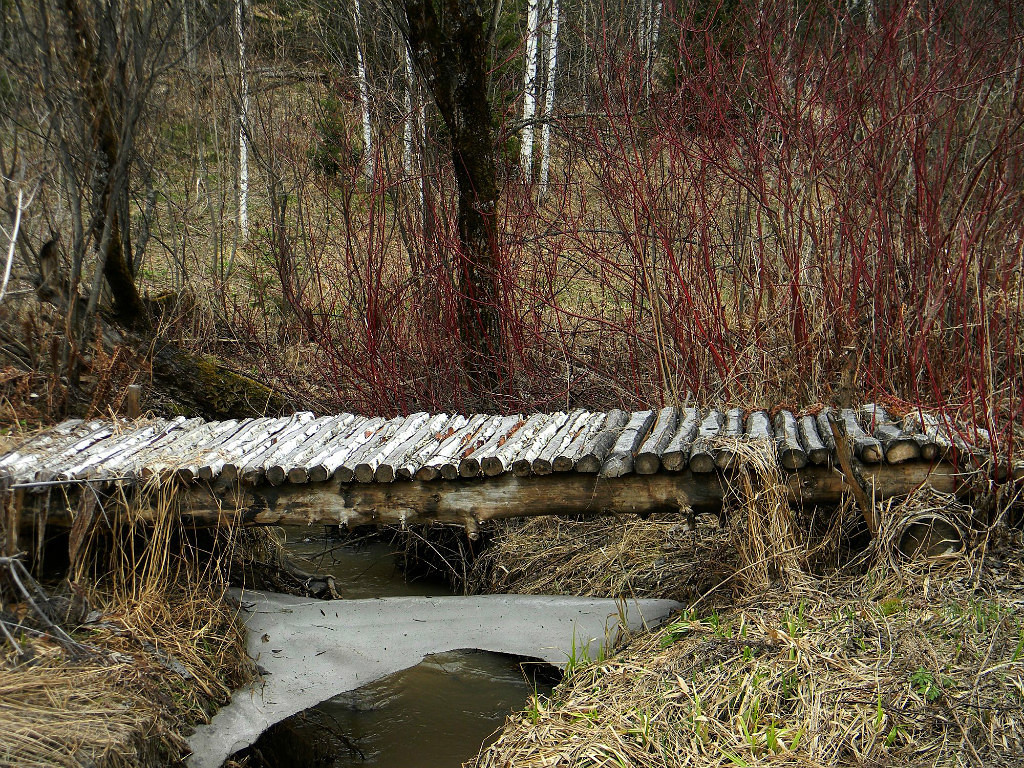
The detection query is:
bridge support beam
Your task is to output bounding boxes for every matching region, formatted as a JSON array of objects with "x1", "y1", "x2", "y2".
[{"x1": 170, "y1": 461, "x2": 971, "y2": 529}]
